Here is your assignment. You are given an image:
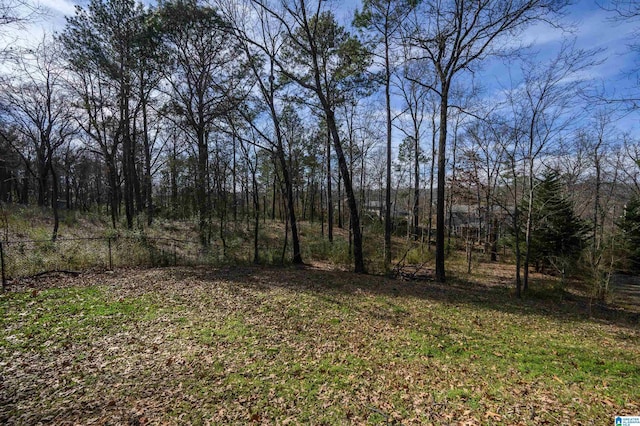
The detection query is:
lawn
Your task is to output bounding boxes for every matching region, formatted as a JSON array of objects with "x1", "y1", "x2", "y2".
[{"x1": 1, "y1": 265, "x2": 638, "y2": 425}]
